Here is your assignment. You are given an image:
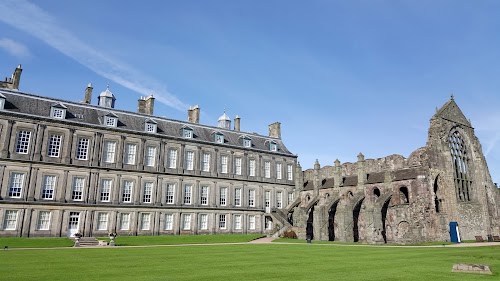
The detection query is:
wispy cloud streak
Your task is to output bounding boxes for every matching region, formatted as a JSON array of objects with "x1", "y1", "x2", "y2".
[
  {"x1": 0, "y1": 38, "x2": 30, "y2": 58},
  {"x1": 0, "y1": 0, "x2": 188, "y2": 111}
]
